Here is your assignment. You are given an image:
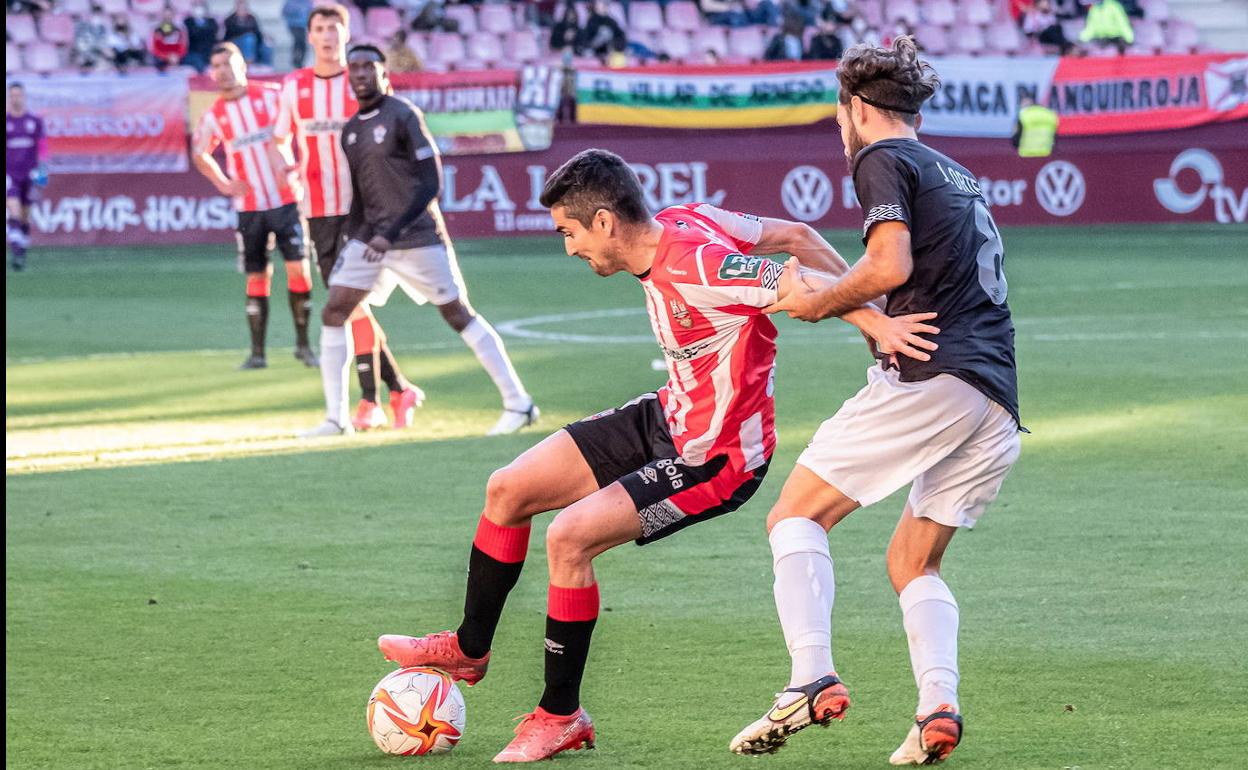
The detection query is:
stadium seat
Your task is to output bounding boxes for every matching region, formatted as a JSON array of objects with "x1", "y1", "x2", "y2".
[
  {"x1": 405, "y1": 33, "x2": 429, "y2": 62},
  {"x1": 920, "y1": 0, "x2": 958, "y2": 27},
  {"x1": 665, "y1": 1, "x2": 702, "y2": 32},
  {"x1": 658, "y1": 29, "x2": 694, "y2": 60},
  {"x1": 858, "y1": 0, "x2": 886, "y2": 28},
  {"x1": 98, "y1": 0, "x2": 128, "y2": 14},
  {"x1": 1139, "y1": 0, "x2": 1171, "y2": 21},
  {"x1": 443, "y1": 4, "x2": 478, "y2": 34},
  {"x1": 167, "y1": 0, "x2": 196, "y2": 14},
  {"x1": 39, "y1": 12, "x2": 76, "y2": 46},
  {"x1": 8, "y1": 15, "x2": 38, "y2": 46},
  {"x1": 884, "y1": 0, "x2": 921, "y2": 26},
  {"x1": 950, "y1": 24, "x2": 988, "y2": 54},
  {"x1": 727, "y1": 26, "x2": 767, "y2": 61},
  {"x1": 1060, "y1": 19, "x2": 1084, "y2": 44},
  {"x1": 608, "y1": 2, "x2": 628, "y2": 27},
  {"x1": 366, "y1": 7, "x2": 402, "y2": 39},
  {"x1": 1132, "y1": 19, "x2": 1166, "y2": 52},
  {"x1": 6, "y1": 43, "x2": 18, "y2": 75},
  {"x1": 59, "y1": 0, "x2": 92, "y2": 15},
  {"x1": 629, "y1": 1, "x2": 665, "y2": 34},
  {"x1": 427, "y1": 31, "x2": 467, "y2": 68},
  {"x1": 1165, "y1": 19, "x2": 1200, "y2": 52},
  {"x1": 917, "y1": 25, "x2": 951, "y2": 55},
  {"x1": 346, "y1": 4, "x2": 366, "y2": 37},
  {"x1": 479, "y1": 3, "x2": 514, "y2": 34},
  {"x1": 962, "y1": 0, "x2": 996, "y2": 26},
  {"x1": 23, "y1": 41, "x2": 63, "y2": 74},
  {"x1": 985, "y1": 20, "x2": 1024, "y2": 54},
  {"x1": 131, "y1": 0, "x2": 165, "y2": 14},
  {"x1": 692, "y1": 26, "x2": 730, "y2": 59},
  {"x1": 503, "y1": 29, "x2": 542, "y2": 63},
  {"x1": 466, "y1": 31, "x2": 504, "y2": 66}
]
